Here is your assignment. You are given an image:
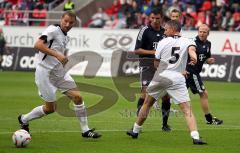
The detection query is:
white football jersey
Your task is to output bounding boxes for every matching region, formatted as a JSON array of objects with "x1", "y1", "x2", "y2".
[
  {"x1": 37, "y1": 25, "x2": 69, "y2": 69},
  {"x1": 155, "y1": 36, "x2": 196, "y2": 73}
]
